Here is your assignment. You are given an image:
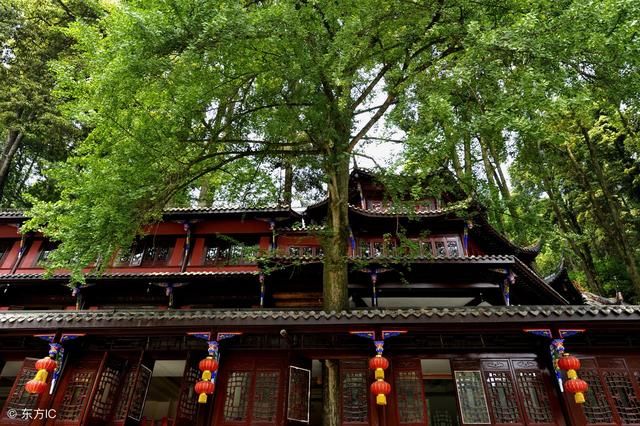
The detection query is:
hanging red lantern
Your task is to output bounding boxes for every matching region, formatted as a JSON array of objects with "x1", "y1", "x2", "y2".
[
  {"x1": 564, "y1": 378, "x2": 588, "y2": 404},
  {"x1": 369, "y1": 355, "x2": 389, "y2": 380},
  {"x1": 25, "y1": 378, "x2": 48, "y2": 394},
  {"x1": 369, "y1": 355, "x2": 389, "y2": 371},
  {"x1": 25, "y1": 356, "x2": 57, "y2": 394},
  {"x1": 198, "y1": 356, "x2": 219, "y2": 381},
  {"x1": 35, "y1": 357, "x2": 57, "y2": 373},
  {"x1": 370, "y1": 379, "x2": 391, "y2": 405},
  {"x1": 195, "y1": 380, "x2": 215, "y2": 403},
  {"x1": 558, "y1": 354, "x2": 580, "y2": 373}
]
